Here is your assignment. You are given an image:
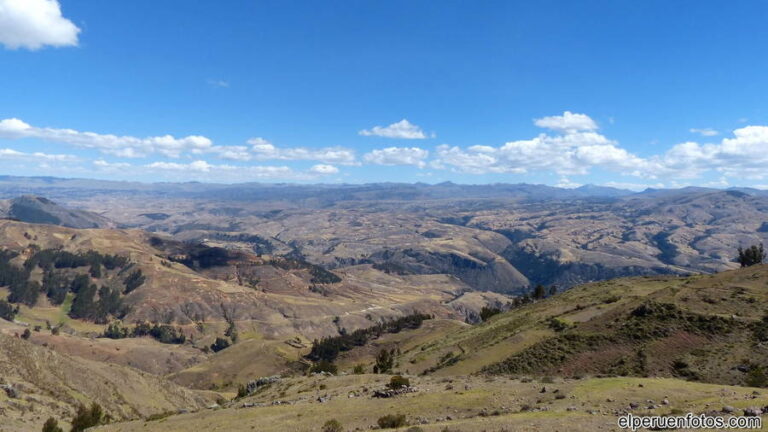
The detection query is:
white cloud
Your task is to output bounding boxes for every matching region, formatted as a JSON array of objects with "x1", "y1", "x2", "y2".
[
  {"x1": 141, "y1": 160, "x2": 337, "y2": 181},
  {"x1": 0, "y1": 147, "x2": 78, "y2": 162},
  {"x1": 93, "y1": 159, "x2": 130, "y2": 169},
  {"x1": 0, "y1": 117, "x2": 214, "y2": 158},
  {"x1": 534, "y1": 111, "x2": 598, "y2": 133},
  {"x1": 363, "y1": 147, "x2": 429, "y2": 168},
  {"x1": 433, "y1": 129, "x2": 647, "y2": 176},
  {"x1": 310, "y1": 164, "x2": 339, "y2": 174},
  {"x1": 207, "y1": 145, "x2": 252, "y2": 161},
  {"x1": 689, "y1": 128, "x2": 719, "y2": 137},
  {"x1": 432, "y1": 112, "x2": 768, "y2": 182},
  {"x1": 248, "y1": 138, "x2": 358, "y2": 165},
  {"x1": 658, "y1": 125, "x2": 768, "y2": 179},
  {"x1": 359, "y1": 119, "x2": 432, "y2": 139},
  {"x1": 0, "y1": 0, "x2": 80, "y2": 50},
  {"x1": 147, "y1": 160, "x2": 214, "y2": 173}
]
